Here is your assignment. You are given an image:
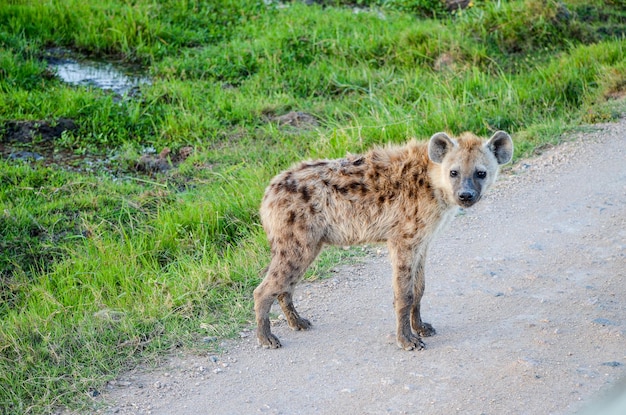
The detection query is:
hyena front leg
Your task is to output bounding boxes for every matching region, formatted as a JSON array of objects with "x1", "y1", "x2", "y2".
[
  {"x1": 254, "y1": 242, "x2": 321, "y2": 348},
  {"x1": 388, "y1": 239, "x2": 425, "y2": 351},
  {"x1": 410, "y1": 255, "x2": 436, "y2": 337}
]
